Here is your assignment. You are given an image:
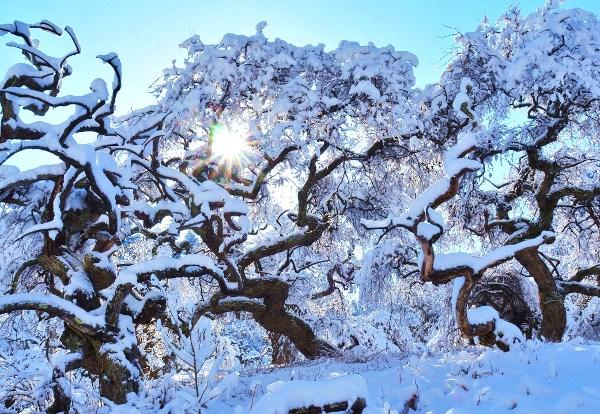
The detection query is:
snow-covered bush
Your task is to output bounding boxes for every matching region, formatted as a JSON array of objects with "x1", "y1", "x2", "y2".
[
  {"x1": 0, "y1": 348, "x2": 54, "y2": 412},
  {"x1": 156, "y1": 316, "x2": 239, "y2": 412}
]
